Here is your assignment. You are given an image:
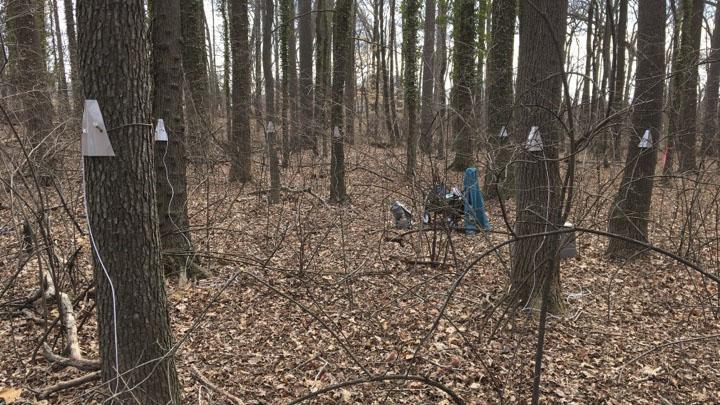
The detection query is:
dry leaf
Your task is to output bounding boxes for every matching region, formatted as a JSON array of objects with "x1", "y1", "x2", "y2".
[{"x1": 0, "y1": 387, "x2": 22, "y2": 403}]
